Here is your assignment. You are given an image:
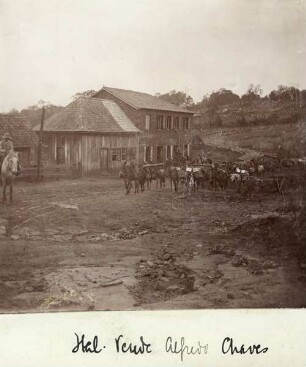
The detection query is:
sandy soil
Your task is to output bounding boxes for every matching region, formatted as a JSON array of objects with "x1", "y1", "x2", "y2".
[{"x1": 0, "y1": 176, "x2": 305, "y2": 313}]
